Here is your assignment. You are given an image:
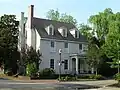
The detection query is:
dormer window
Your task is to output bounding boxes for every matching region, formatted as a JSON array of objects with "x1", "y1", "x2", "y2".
[
  {"x1": 58, "y1": 27, "x2": 67, "y2": 37},
  {"x1": 70, "y1": 28, "x2": 79, "y2": 38},
  {"x1": 45, "y1": 24, "x2": 54, "y2": 35},
  {"x1": 49, "y1": 27, "x2": 53, "y2": 35},
  {"x1": 63, "y1": 29, "x2": 66, "y2": 37}
]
